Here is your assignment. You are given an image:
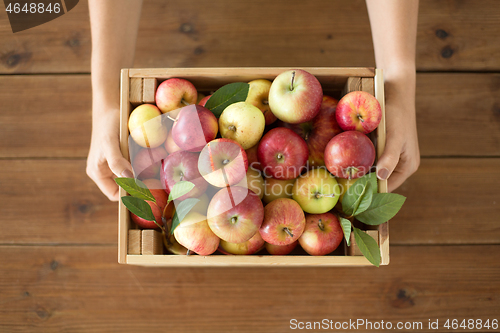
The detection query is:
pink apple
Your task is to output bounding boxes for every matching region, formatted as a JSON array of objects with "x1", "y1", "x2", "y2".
[
  {"x1": 132, "y1": 146, "x2": 168, "y2": 180},
  {"x1": 160, "y1": 150, "x2": 208, "y2": 200},
  {"x1": 198, "y1": 138, "x2": 248, "y2": 188},
  {"x1": 155, "y1": 78, "x2": 198, "y2": 117},
  {"x1": 336, "y1": 91, "x2": 382, "y2": 134},
  {"x1": 257, "y1": 127, "x2": 308, "y2": 180},
  {"x1": 265, "y1": 241, "x2": 298, "y2": 255},
  {"x1": 173, "y1": 211, "x2": 220, "y2": 256},
  {"x1": 324, "y1": 131, "x2": 375, "y2": 179},
  {"x1": 259, "y1": 198, "x2": 306, "y2": 246},
  {"x1": 198, "y1": 94, "x2": 212, "y2": 107},
  {"x1": 299, "y1": 212, "x2": 344, "y2": 256},
  {"x1": 171, "y1": 105, "x2": 218, "y2": 152},
  {"x1": 207, "y1": 186, "x2": 264, "y2": 243},
  {"x1": 281, "y1": 95, "x2": 342, "y2": 167},
  {"x1": 164, "y1": 130, "x2": 182, "y2": 154},
  {"x1": 268, "y1": 69, "x2": 323, "y2": 124},
  {"x1": 218, "y1": 230, "x2": 265, "y2": 255},
  {"x1": 130, "y1": 179, "x2": 168, "y2": 229}
]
